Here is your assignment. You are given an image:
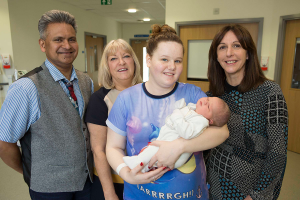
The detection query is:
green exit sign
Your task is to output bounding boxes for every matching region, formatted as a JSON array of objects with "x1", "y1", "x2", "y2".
[{"x1": 101, "y1": 0, "x2": 112, "y2": 5}]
